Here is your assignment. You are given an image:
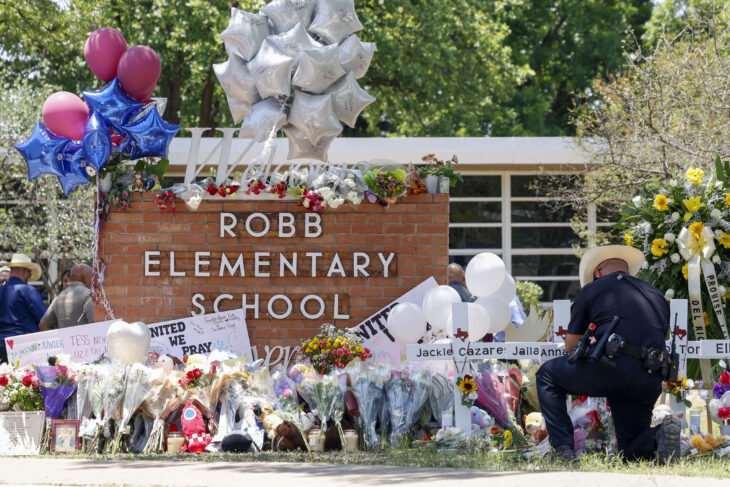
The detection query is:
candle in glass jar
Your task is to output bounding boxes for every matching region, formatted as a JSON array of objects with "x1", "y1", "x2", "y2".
[
  {"x1": 167, "y1": 432, "x2": 184, "y2": 453},
  {"x1": 343, "y1": 429, "x2": 359, "y2": 452},
  {"x1": 308, "y1": 427, "x2": 325, "y2": 452}
]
